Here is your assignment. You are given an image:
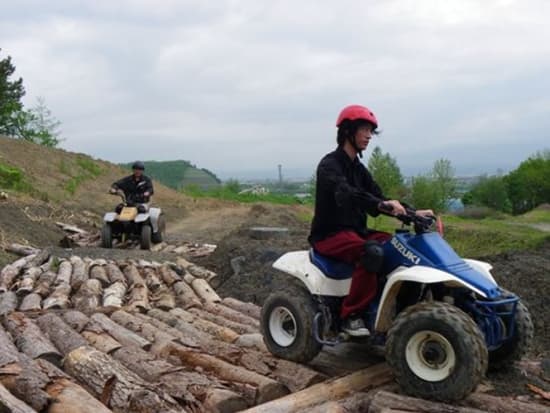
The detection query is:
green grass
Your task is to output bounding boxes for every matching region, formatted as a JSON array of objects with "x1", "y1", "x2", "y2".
[
  {"x1": 61, "y1": 156, "x2": 103, "y2": 195},
  {"x1": 182, "y1": 185, "x2": 305, "y2": 205},
  {"x1": 369, "y1": 211, "x2": 550, "y2": 257},
  {"x1": 0, "y1": 162, "x2": 34, "y2": 192}
]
